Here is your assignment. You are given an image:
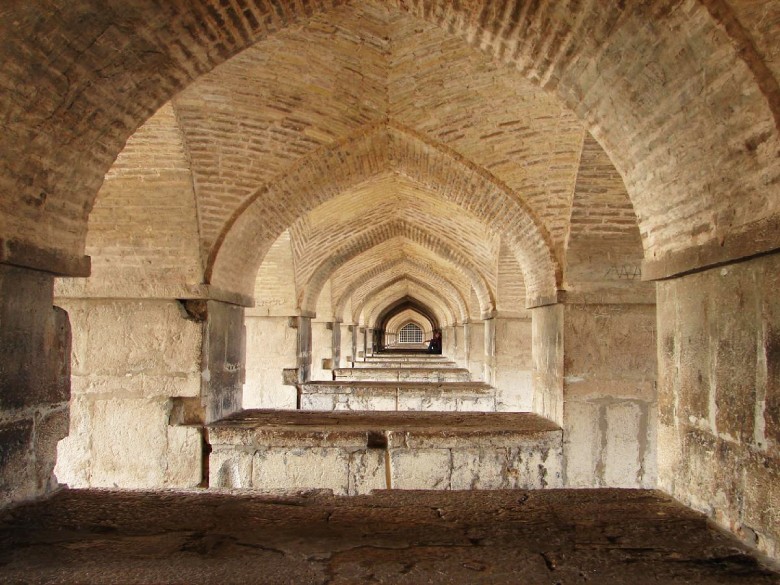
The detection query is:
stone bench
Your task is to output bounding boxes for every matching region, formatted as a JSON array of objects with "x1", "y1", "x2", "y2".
[
  {"x1": 333, "y1": 367, "x2": 471, "y2": 382},
  {"x1": 300, "y1": 381, "x2": 497, "y2": 412},
  {"x1": 207, "y1": 410, "x2": 563, "y2": 495},
  {"x1": 365, "y1": 354, "x2": 450, "y2": 362},
  {"x1": 353, "y1": 359, "x2": 458, "y2": 369}
]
